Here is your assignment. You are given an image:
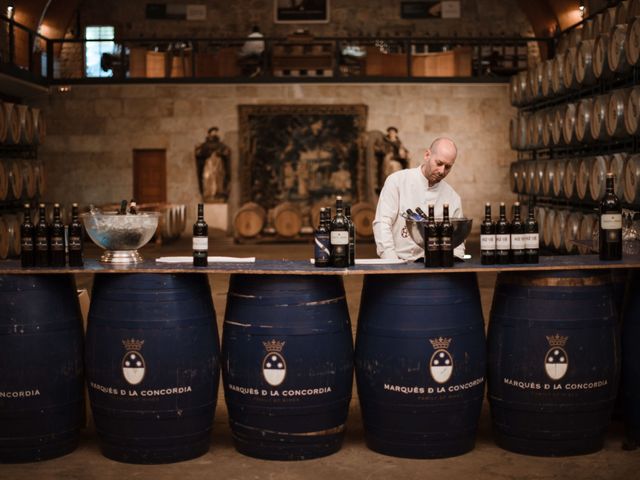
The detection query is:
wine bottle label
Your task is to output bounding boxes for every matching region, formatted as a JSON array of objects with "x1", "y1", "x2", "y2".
[
  {"x1": 441, "y1": 236, "x2": 452, "y2": 250},
  {"x1": 36, "y1": 236, "x2": 48, "y2": 250},
  {"x1": 193, "y1": 236, "x2": 208, "y2": 251},
  {"x1": 69, "y1": 236, "x2": 82, "y2": 250},
  {"x1": 525, "y1": 233, "x2": 539, "y2": 249},
  {"x1": 21, "y1": 237, "x2": 33, "y2": 250},
  {"x1": 480, "y1": 234, "x2": 496, "y2": 250},
  {"x1": 314, "y1": 233, "x2": 331, "y2": 260},
  {"x1": 427, "y1": 237, "x2": 438, "y2": 251},
  {"x1": 510, "y1": 233, "x2": 525, "y2": 249},
  {"x1": 331, "y1": 231, "x2": 349, "y2": 245},
  {"x1": 51, "y1": 236, "x2": 64, "y2": 251},
  {"x1": 601, "y1": 213, "x2": 622, "y2": 230},
  {"x1": 496, "y1": 234, "x2": 510, "y2": 249}
]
